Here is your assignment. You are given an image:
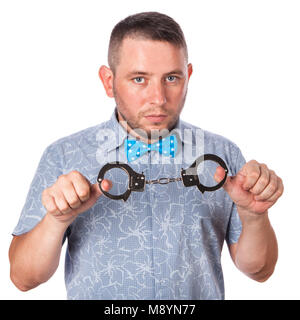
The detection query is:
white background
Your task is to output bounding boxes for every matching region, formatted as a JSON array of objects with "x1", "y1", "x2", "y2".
[{"x1": 0, "y1": 0, "x2": 299, "y2": 300}]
